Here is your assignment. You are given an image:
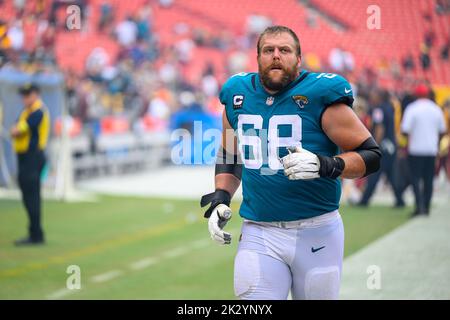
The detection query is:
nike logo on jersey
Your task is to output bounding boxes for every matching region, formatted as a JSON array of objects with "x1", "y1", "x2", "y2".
[
  {"x1": 344, "y1": 88, "x2": 352, "y2": 94},
  {"x1": 311, "y1": 246, "x2": 326, "y2": 253}
]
